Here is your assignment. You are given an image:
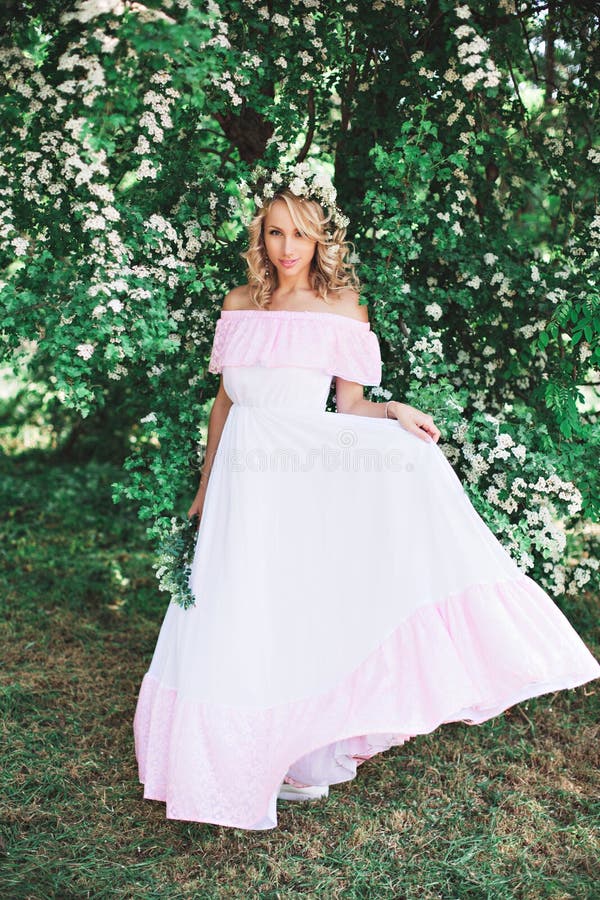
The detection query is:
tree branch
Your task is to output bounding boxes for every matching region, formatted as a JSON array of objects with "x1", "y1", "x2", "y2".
[
  {"x1": 545, "y1": 0, "x2": 557, "y2": 106},
  {"x1": 516, "y1": 4, "x2": 539, "y2": 82},
  {"x1": 296, "y1": 89, "x2": 316, "y2": 163}
]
